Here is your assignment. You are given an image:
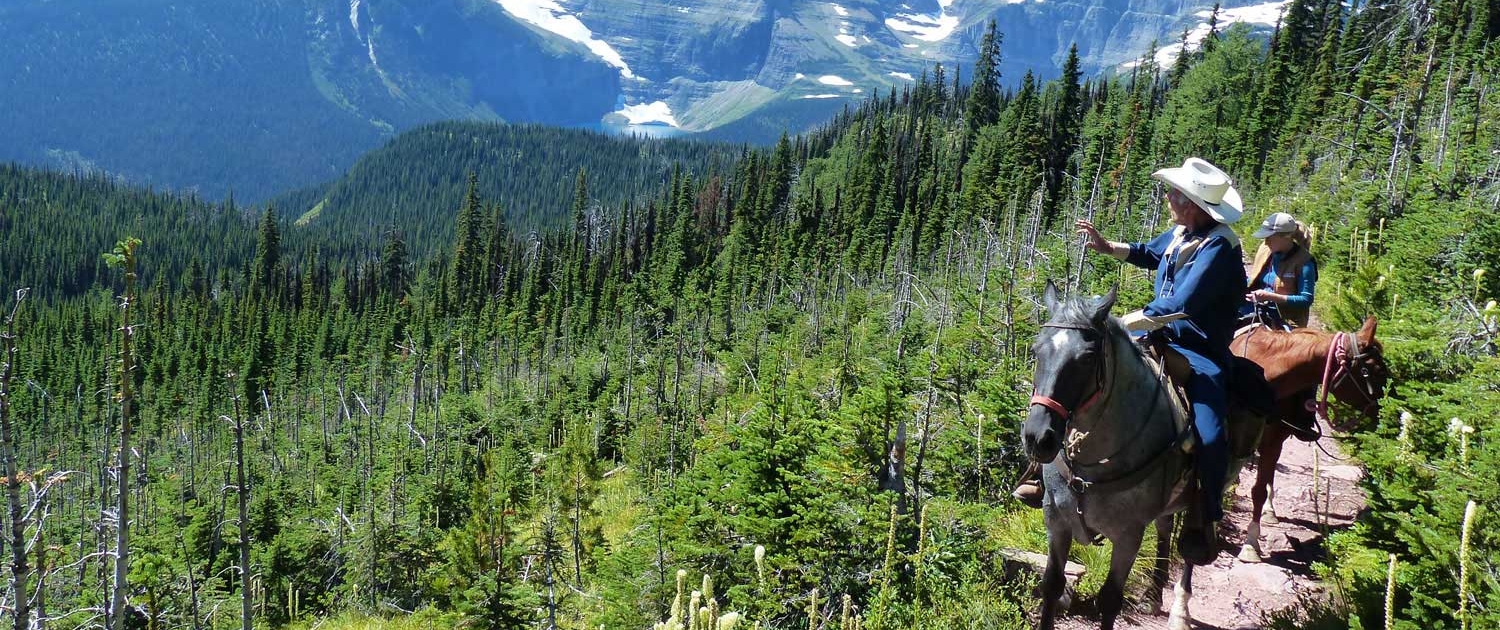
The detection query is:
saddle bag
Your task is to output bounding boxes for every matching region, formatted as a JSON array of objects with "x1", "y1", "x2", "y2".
[{"x1": 1229, "y1": 357, "x2": 1276, "y2": 418}]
